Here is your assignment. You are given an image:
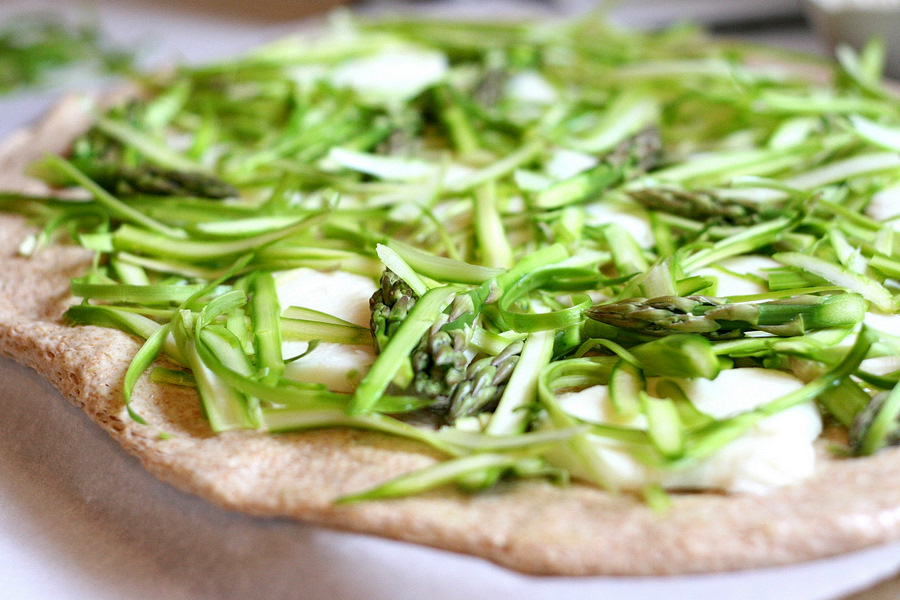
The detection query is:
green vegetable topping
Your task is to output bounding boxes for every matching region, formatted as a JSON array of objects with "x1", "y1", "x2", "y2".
[{"x1": 6, "y1": 12, "x2": 900, "y2": 501}]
